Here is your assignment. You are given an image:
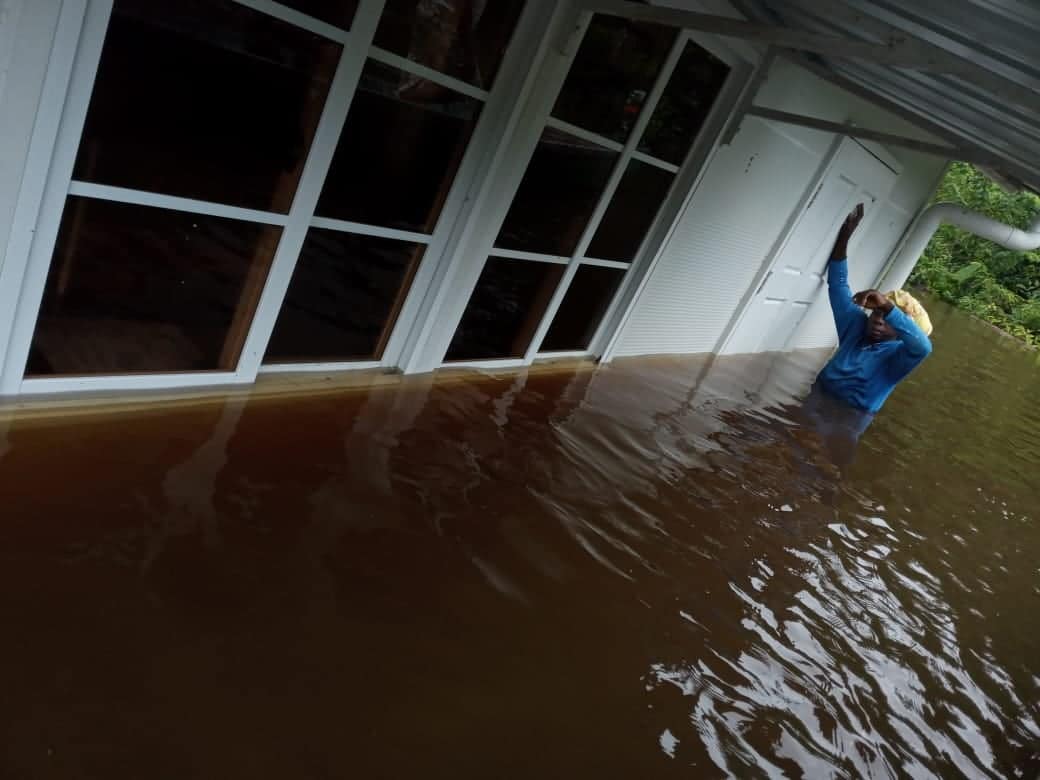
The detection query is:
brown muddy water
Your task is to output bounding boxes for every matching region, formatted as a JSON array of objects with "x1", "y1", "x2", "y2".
[{"x1": 1, "y1": 298, "x2": 1038, "y2": 779}]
